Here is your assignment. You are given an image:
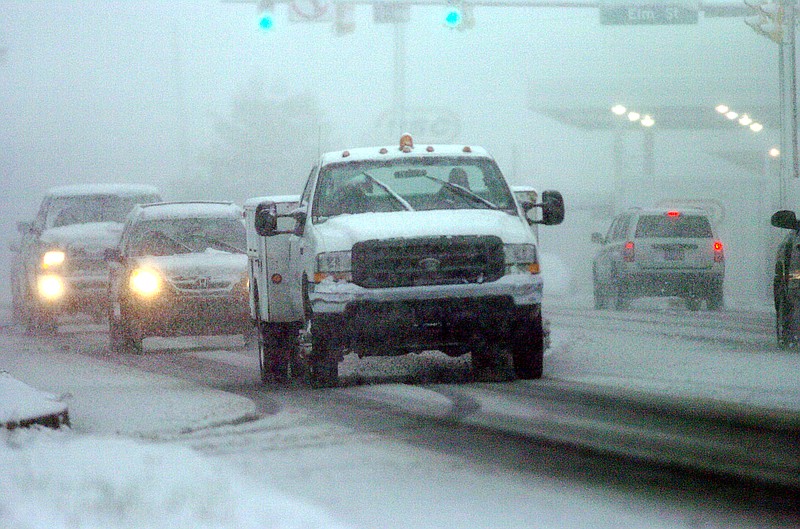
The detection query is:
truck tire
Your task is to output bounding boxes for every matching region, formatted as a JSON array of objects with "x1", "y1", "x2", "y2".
[
  {"x1": 309, "y1": 320, "x2": 339, "y2": 388},
  {"x1": 471, "y1": 334, "x2": 511, "y2": 381},
  {"x1": 511, "y1": 310, "x2": 544, "y2": 380},
  {"x1": 258, "y1": 322, "x2": 298, "y2": 384}
]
